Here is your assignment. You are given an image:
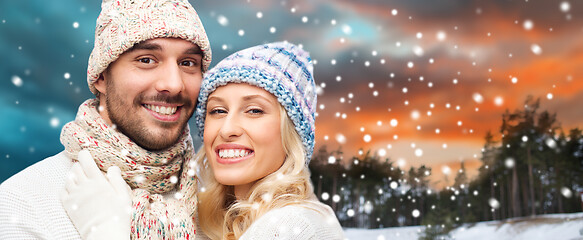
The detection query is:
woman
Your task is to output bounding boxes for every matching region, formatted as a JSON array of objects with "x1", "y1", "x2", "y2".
[
  {"x1": 194, "y1": 42, "x2": 343, "y2": 239},
  {"x1": 62, "y1": 42, "x2": 344, "y2": 239}
]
